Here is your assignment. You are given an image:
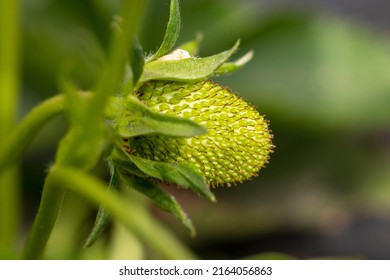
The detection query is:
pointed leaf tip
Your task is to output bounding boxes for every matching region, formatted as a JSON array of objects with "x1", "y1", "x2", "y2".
[
  {"x1": 126, "y1": 155, "x2": 215, "y2": 202},
  {"x1": 119, "y1": 174, "x2": 196, "y2": 236},
  {"x1": 149, "y1": 0, "x2": 181, "y2": 61},
  {"x1": 215, "y1": 50, "x2": 254, "y2": 75},
  {"x1": 84, "y1": 171, "x2": 120, "y2": 248}
]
